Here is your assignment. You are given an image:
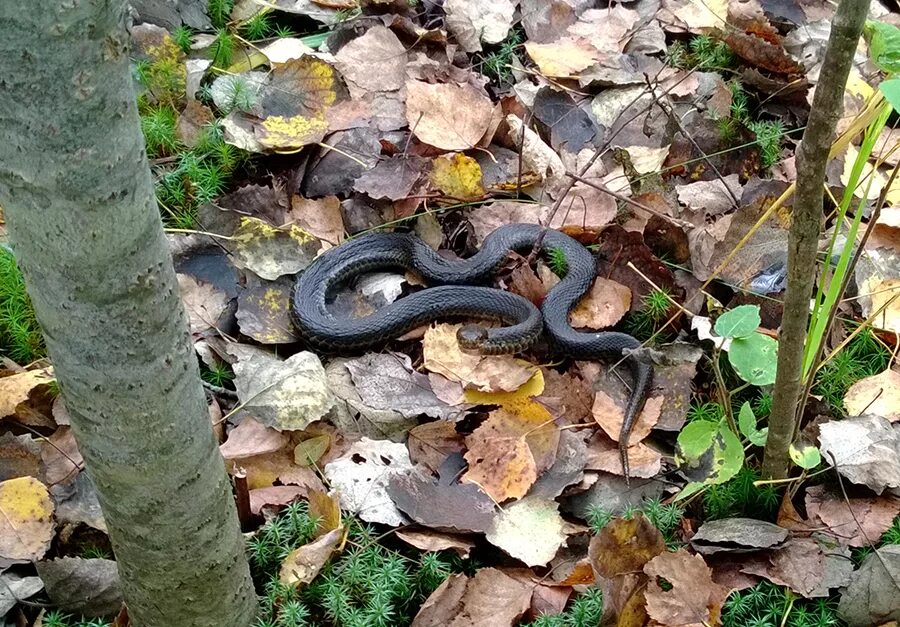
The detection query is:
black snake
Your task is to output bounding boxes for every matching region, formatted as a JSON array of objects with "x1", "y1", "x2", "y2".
[{"x1": 290, "y1": 223, "x2": 653, "y2": 480}]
